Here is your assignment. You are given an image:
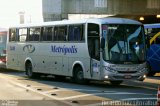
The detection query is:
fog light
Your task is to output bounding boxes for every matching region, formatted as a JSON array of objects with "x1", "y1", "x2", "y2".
[{"x1": 105, "y1": 76, "x2": 109, "y2": 79}]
